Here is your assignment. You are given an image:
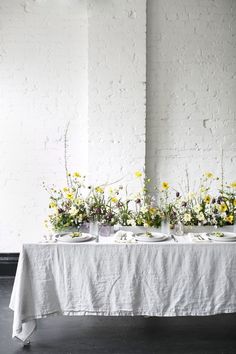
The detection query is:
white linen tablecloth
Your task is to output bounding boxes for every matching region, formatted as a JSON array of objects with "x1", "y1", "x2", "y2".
[{"x1": 10, "y1": 238, "x2": 236, "y2": 342}]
